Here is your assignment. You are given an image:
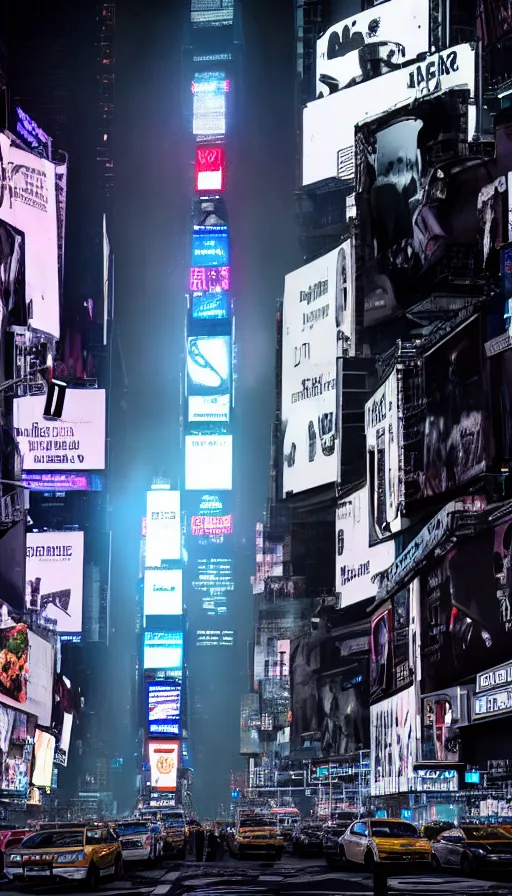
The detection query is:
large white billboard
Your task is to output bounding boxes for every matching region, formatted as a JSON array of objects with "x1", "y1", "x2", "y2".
[
  {"x1": 0, "y1": 623, "x2": 54, "y2": 727},
  {"x1": 0, "y1": 133, "x2": 60, "y2": 337},
  {"x1": 316, "y1": 0, "x2": 430, "y2": 99},
  {"x1": 281, "y1": 242, "x2": 353, "y2": 496},
  {"x1": 145, "y1": 490, "x2": 181, "y2": 566},
  {"x1": 303, "y1": 43, "x2": 476, "y2": 187},
  {"x1": 336, "y1": 486, "x2": 395, "y2": 606},
  {"x1": 13, "y1": 389, "x2": 106, "y2": 471},
  {"x1": 148, "y1": 741, "x2": 179, "y2": 791},
  {"x1": 371, "y1": 686, "x2": 419, "y2": 795},
  {"x1": 26, "y1": 531, "x2": 84, "y2": 634},
  {"x1": 144, "y1": 569, "x2": 183, "y2": 619},
  {"x1": 365, "y1": 371, "x2": 401, "y2": 540},
  {"x1": 185, "y1": 435, "x2": 233, "y2": 490}
]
